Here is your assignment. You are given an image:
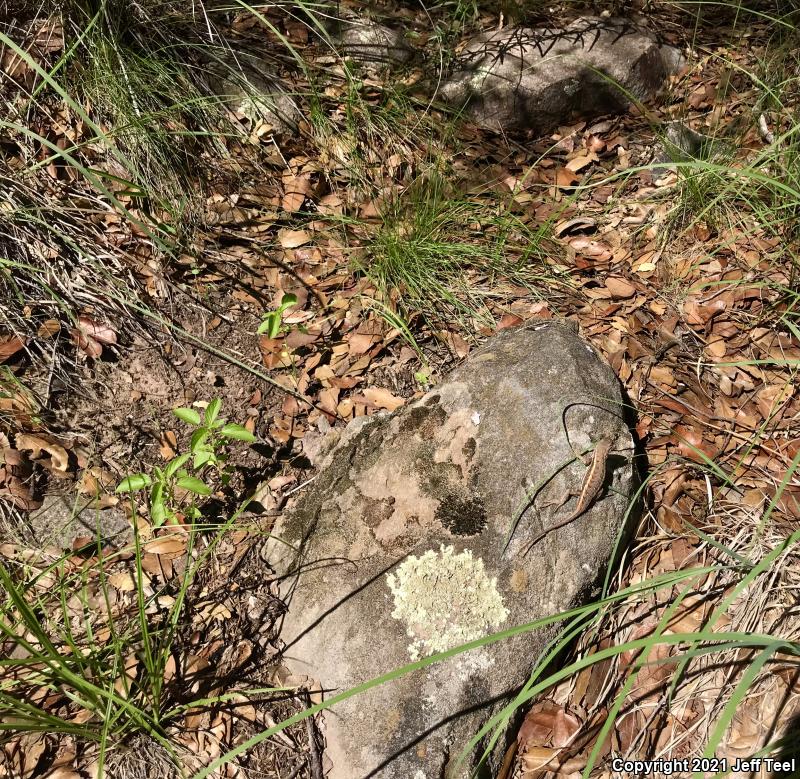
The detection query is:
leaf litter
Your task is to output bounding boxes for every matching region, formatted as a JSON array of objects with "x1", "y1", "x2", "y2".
[{"x1": 1, "y1": 1, "x2": 800, "y2": 777}]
